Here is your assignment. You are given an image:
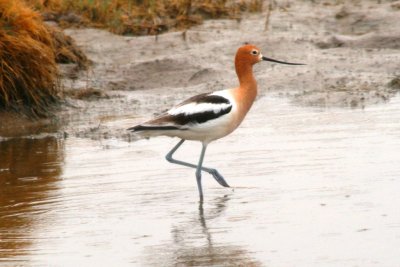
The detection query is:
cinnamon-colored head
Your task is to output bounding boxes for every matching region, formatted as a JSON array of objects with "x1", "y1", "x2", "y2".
[
  {"x1": 234, "y1": 44, "x2": 304, "y2": 87},
  {"x1": 235, "y1": 45, "x2": 263, "y2": 66}
]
